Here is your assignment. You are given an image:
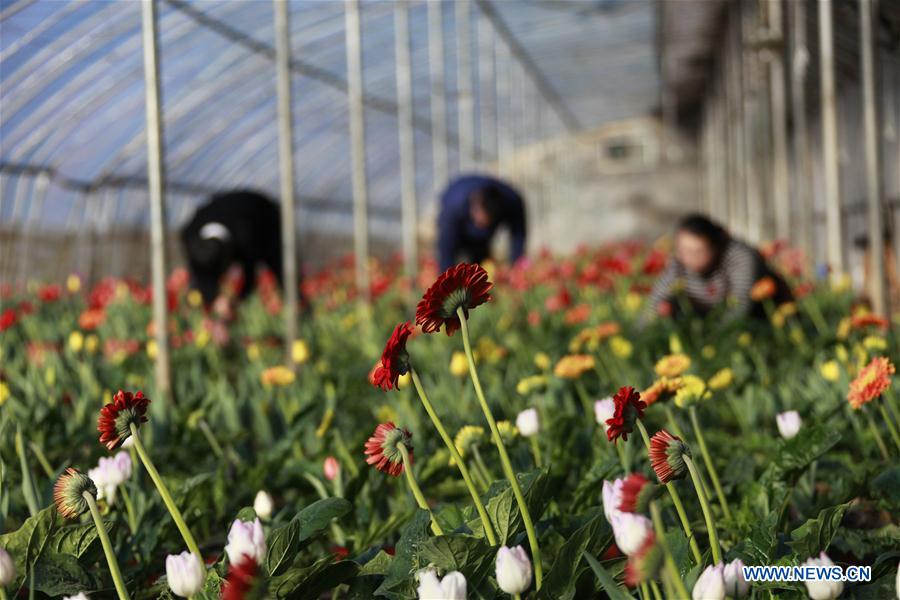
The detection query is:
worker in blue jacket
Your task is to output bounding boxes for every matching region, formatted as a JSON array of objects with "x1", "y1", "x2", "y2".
[{"x1": 437, "y1": 175, "x2": 527, "y2": 271}]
